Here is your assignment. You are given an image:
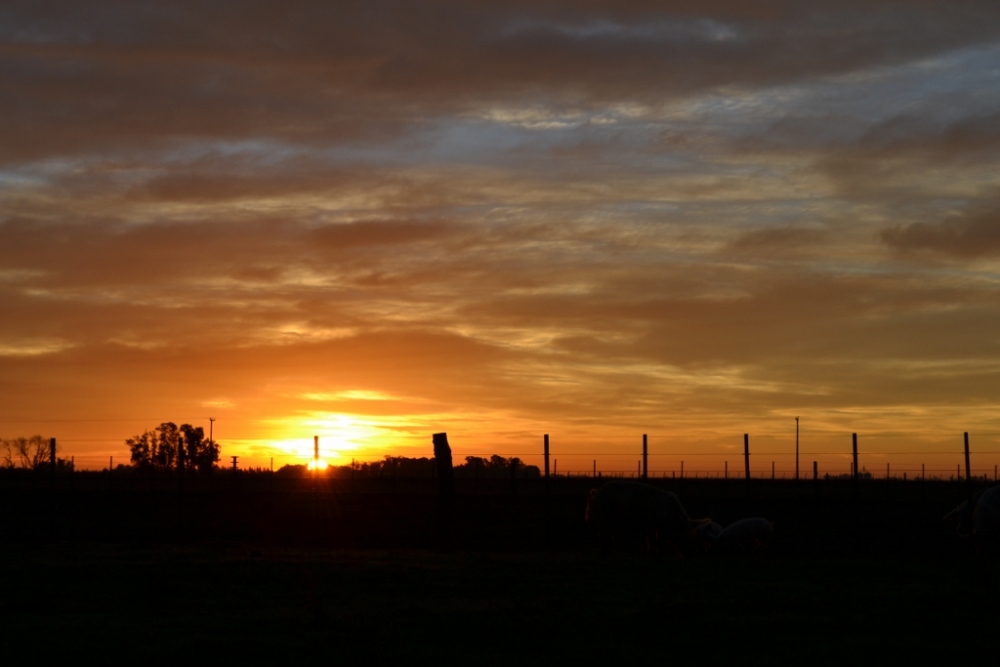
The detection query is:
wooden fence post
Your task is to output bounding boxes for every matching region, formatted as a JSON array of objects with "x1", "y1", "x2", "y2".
[
  {"x1": 964, "y1": 432, "x2": 972, "y2": 489},
  {"x1": 743, "y1": 434, "x2": 750, "y2": 480},
  {"x1": 177, "y1": 435, "x2": 185, "y2": 495},
  {"x1": 432, "y1": 433, "x2": 454, "y2": 500},
  {"x1": 642, "y1": 434, "x2": 648, "y2": 480},
  {"x1": 510, "y1": 458, "x2": 518, "y2": 496},
  {"x1": 49, "y1": 437, "x2": 57, "y2": 489},
  {"x1": 852, "y1": 433, "x2": 859, "y2": 487},
  {"x1": 725, "y1": 460, "x2": 728, "y2": 480},
  {"x1": 543, "y1": 434, "x2": 550, "y2": 495}
]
